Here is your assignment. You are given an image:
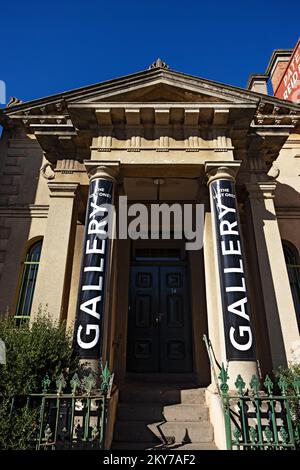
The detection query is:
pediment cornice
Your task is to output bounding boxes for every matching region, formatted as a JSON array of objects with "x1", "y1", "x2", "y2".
[
  {"x1": 1, "y1": 66, "x2": 299, "y2": 166},
  {"x1": 3, "y1": 67, "x2": 300, "y2": 113}
]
